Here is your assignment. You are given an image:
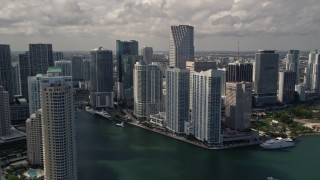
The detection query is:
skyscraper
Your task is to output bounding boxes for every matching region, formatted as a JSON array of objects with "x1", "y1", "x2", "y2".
[
  {"x1": 55, "y1": 60, "x2": 72, "y2": 76},
  {"x1": 90, "y1": 48, "x2": 114, "y2": 108},
  {"x1": 71, "y1": 55, "x2": 84, "y2": 86},
  {"x1": 18, "y1": 52, "x2": 30, "y2": 98},
  {"x1": 0, "y1": 86, "x2": 11, "y2": 136},
  {"x1": 305, "y1": 50, "x2": 320, "y2": 92},
  {"x1": 278, "y1": 71, "x2": 296, "y2": 103},
  {"x1": 286, "y1": 50, "x2": 300, "y2": 84},
  {"x1": 191, "y1": 70, "x2": 222, "y2": 145},
  {"x1": 225, "y1": 82, "x2": 252, "y2": 131},
  {"x1": 122, "y1": 55, "x2": 143, "y2": 102},
  {"x1": 82, "y1": 59, "x2": 91, "y2": 81},
  {"x1": 141, "y1": 46, "x2": 153, "y2": 65},
  {"x1": 226, "y1": 62, "x2": 253, "y2": 82},
  {"x1": 133, "y1": 62, "x2": 163, "y2": 118},
  {"x1": 28, "y1": 74, "x2": 43, "y2": 115},
  {"x1": 26, "y1": 109, "x2": 43, "y2": 166},
  {"x1": 169, "y1": 25, "x2": 194, "y2": 68},
  {"x1": 0, "y1": 44, "x2": 13, "y2": 101},
  {"x1": 253, "y1": 50, "x2": 279, "y2": 106},
  {"x1": 41, "y1": 67, "x2": 77, "y2": 179},
  {"x1": 186, "y1": 60, "x2": 217, "y2": 109},
  {"x1": 166, "y1": 67, "x2": 190, "y2": 134},
  {"x1": 116, "y1": 40, "x2": 139, "y2": 100},
  {"x1": 52, "y1": 51, "x2": 64, "y2": 62},
  {"x1": 12, "y1": 63, "x2": 20, "y2": 96},
  {"x1": 29, "y1": 44, "x2": 53, "y2": 75}
]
